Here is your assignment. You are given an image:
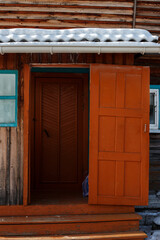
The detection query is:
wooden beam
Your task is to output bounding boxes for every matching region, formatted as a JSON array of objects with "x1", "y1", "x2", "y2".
[
  {"x1": 133, "y1": 0, "x2": 137, "y2": 28},
  {"x1": 23, "y1": 64, "x2": 30, "y2": 206}
]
